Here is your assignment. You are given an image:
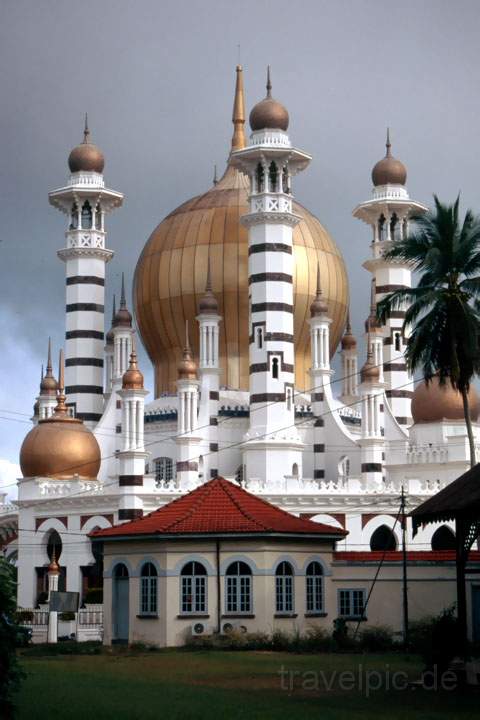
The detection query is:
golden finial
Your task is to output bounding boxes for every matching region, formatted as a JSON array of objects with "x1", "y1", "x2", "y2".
[
  {"x1": 386, "y1": 127, "x2": 391, "y2": 157},
  {"x1": 120, "y1": 272, "x2": 126, "y2": 308},
  {"x1": 266, "y1": 65, "x2": 272, "y2": 98},
  {"x1": 213, "y1": 164, "x2": 218, "y2": 185},
  {"x1": 83, "y1": 113, "x2": 90, "y2": 143},
  {"x1": 53, "y1": 349, "x2": 68, "y2": 415},
  {"x1": 122, "y1": 335, "x2": 144, "y2": 390},
  {"x1": 231, "y1": 64, "x2": 246, "y2": 151},
  {"x1": 40, "y1": 338, "x2": 57, "y2": 395}
]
